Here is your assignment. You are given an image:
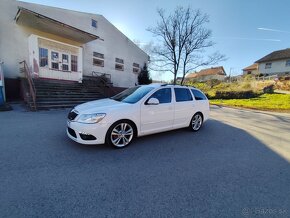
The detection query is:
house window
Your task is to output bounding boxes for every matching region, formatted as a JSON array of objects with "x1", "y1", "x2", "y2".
[
  {"x1": 93, "y1": 58, "x2": 104, "y2": 67},
  {"x1": 265, "y1": 63, "x2": 272, "y2": 69},
  {"x1": 286, "y1": 60, "x2": 290, "y2": 67},
  {"x1": 62, "y1": 54, "x2": 69, "y2": 71},
  {"x1": 115, "y1": 64, "x2": 124, "y2": 71},
  {"x1": 115, "y1": 58, "x2": 124, "y2": 71},
  {"x1": 71, "y1": 55, "x2": 78, "y2": 72},
  {"x1": 39, "y1": 48, "x2": 48, "y2": 67},
  {"x1": 115, "y1": 58, "x2": 124, "y2": 64},
  {"x1": 92, "y1": 19, "x2": 97, "y2": 28},
  {"x1": 93, "y1": 52, "x2": 104, "y2": 67},
  {"x1": 51, "y1": 51, "x2": 59, "y2": 70},
  {"x1": 133, "y1": 63, "x2": 140, "y2": 73}
]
